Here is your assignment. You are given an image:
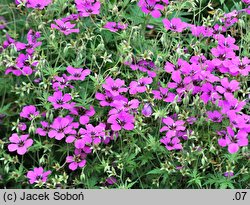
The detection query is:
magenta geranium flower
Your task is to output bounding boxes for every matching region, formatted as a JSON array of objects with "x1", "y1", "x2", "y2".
[
  {"x1": 48, "y1": 116, "x2": 79, "y2": 140},
  {"x1": 66, "y1": 66, "x2": 91, "y2": 81},
  {"x1": 109, "y1": 99, "x2": 140, "y2": 114},
  {"x1": 138, "y1": 0, "x2": 167, "y2": 18},
  {"x1": 102, "y1": 77, "x2": 128, "y2": 96},
  {"x1": 206, "y1": 111, "x2": 223, "y2": 123},
  {"x1": 152, "y1": 87, "x2": 176, "y2": 103},
  {"x1": 242, "y1": 0, "x2": 250, "y2": 4},
  {"x1": 103, "y1": 22, "x2": 128, "y2": 32},
  {"x1": 36, "y1": 121, "x2": 50, "y2": 136},
  {"x1": 164, "y1": 58, "x2": 191, "y2": 75},
  {"x1": 163, "y1": 18, "x2": 187, "y2": 32},
  {"x1": 5, "y1": 66, "x2": 22, "y2": 76},
  {"x1": 27, "y1": 167, "x2": 51, "y2": 184},
  {"x1": 228, "y1": 57, "x2": 250, "y2": 76},
  {"x1": 160, "y1": 136, "x2": 183, "y2": 151},
  {"x1": 79, "y1": 123, "x2": 106, "y2": 145},
  {"x1": 16, "y1": 53, "x2": 38, "y2": 75},
  {"x1": 129, "y1": 77, "x2": 153, "y2": 95},
  {"x1": 129, "y1": 60, "x2": 157, "y2": 78},
  {"x1": 218, "y1": 93, "x2": 246, "y2": 114},
  {"x1": 66, "y1": 149, "x2": 87, "y2": 171},
  {"x1": 218, "y1": 127, "x2": 248, "y2": 154},
  {"x1": 8, "y1": 133, "x2": 33, "y2": 155},
  {"x1": 3, "y1": 34, "x2": 15, "y2": 49},
  {"x1": 70, "y1": 105, "x2": 95, "y2": 125},
  {"x1": 15, "y1": 30, "x2": 42, "y2": 54},
  {"x1": 107, "y1": 111, "x2": 135, "y2": 131},
  {"x1": 52, "y1": 74, "x2": 73, "y2": 91},
  {"x1": 211, "y1": 47, "x2": 235, "y2": 66},
  {"x1": 48, "y1": 91, "x2": 73, "y2": 110},
  {"x1": 216, "y1": 78, "x2": 239, "y2": 96},
  {"x1": 227, "y1": 112, "x2": 249, "y2": 130},
  {"x1": 26, "y1": 0, "x2": 52, "y2": 9},
  {"x1": 216, "y1": 34, "x2": 239, "y2": 51},
  {"x1": 51, "y1": 19, "x2": 80, "y2": 35},
  {"x1": 95, "y1": 91, "x2": 127, "y2": 107},
  {"x1": 160, "y1": 116, "x2": 186, "y2": 138},
  {"x1": 66, "y1": 128, "x2": 92, "y2": 149},
  {"x1": 168, "y1": 71, "x2": 193, "y2": 94},
  {"x1": 20, "y1": 105, "x2": 39, "y2": 120},
  {"x1": 75, "y1": 0, "x2": 101, "y2": 17},
  {"x1": 200, "y1": 82, "x2": 221, "y2": 104}
]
